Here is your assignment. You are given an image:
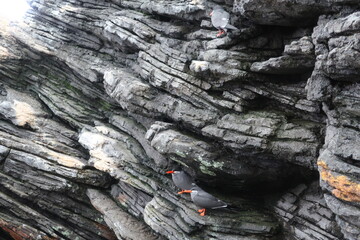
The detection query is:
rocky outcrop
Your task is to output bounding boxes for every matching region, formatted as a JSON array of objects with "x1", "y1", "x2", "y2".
[
  {"x1": 0, "y1": 0, "x2": 359, "y2": 239},
  {"x1": 273, "y1": 182, "x2": 343, "y2": 240}
]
